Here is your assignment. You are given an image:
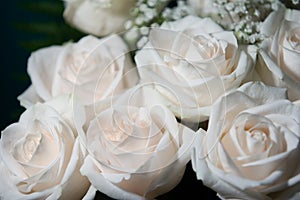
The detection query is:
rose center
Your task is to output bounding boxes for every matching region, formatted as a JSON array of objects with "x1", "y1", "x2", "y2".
[
  {"x1": 12, "y1": 133, "x2": 42, "y2": 163},
  {"x1": 104, "y1": 128, "x2": 124, "y2": 142},
  {"x1": 250, "y1": 130, "x2": 267, "y2": 141},
  {"x1": 23, "y1": 134, "x2": 42, "y2": 162},
  {"x1": 246, "y1": 129, "x2": 267, "y2": 154},
  {"x1": 288, "y1": 28, "x2": 300, "y2": 52},
  {"x1": 104, "y1": 115, "x2": 133, "y2": 142},
  {"x1": 193, "y1": 35, "x2": 218, "y2": 59},
  {"x1": 131, "y1": 109, "x2": 151, "y2": 128}
]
